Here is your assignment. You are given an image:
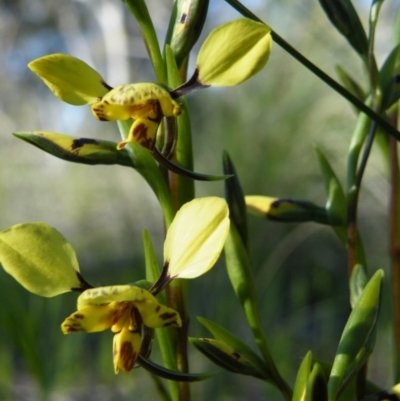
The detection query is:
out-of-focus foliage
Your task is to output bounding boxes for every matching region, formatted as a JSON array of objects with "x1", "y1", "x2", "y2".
[{"x1": 0, "y1": 0, "x2": 396, "y2": 400}]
